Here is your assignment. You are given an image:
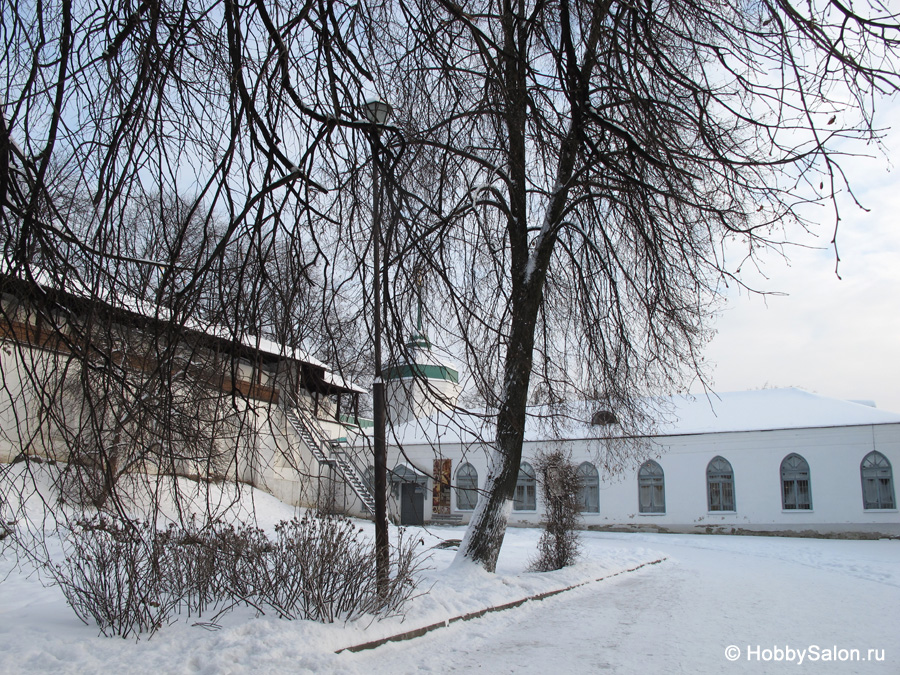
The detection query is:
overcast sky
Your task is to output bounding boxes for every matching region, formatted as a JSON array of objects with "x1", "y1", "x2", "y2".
[{"x1": 702, "y1": 107, "x2": 900, "y2": 413}]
